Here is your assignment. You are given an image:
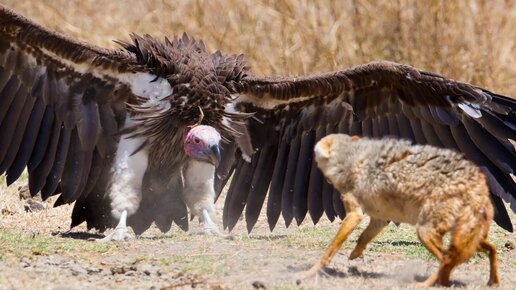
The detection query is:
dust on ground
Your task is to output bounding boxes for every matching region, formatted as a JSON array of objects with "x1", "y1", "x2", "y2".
[{"x1": 1, "y1": 177, "x2": 515, "y2": 290}]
